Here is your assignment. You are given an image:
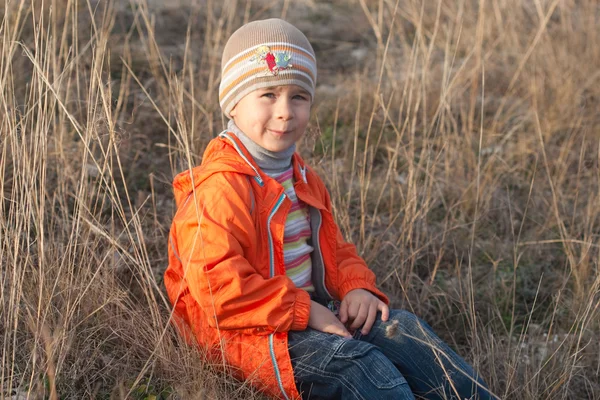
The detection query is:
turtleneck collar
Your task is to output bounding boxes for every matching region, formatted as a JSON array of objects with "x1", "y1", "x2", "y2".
[{"x1": 227, "y1": 120, "x2": 295, "y2": 175}]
